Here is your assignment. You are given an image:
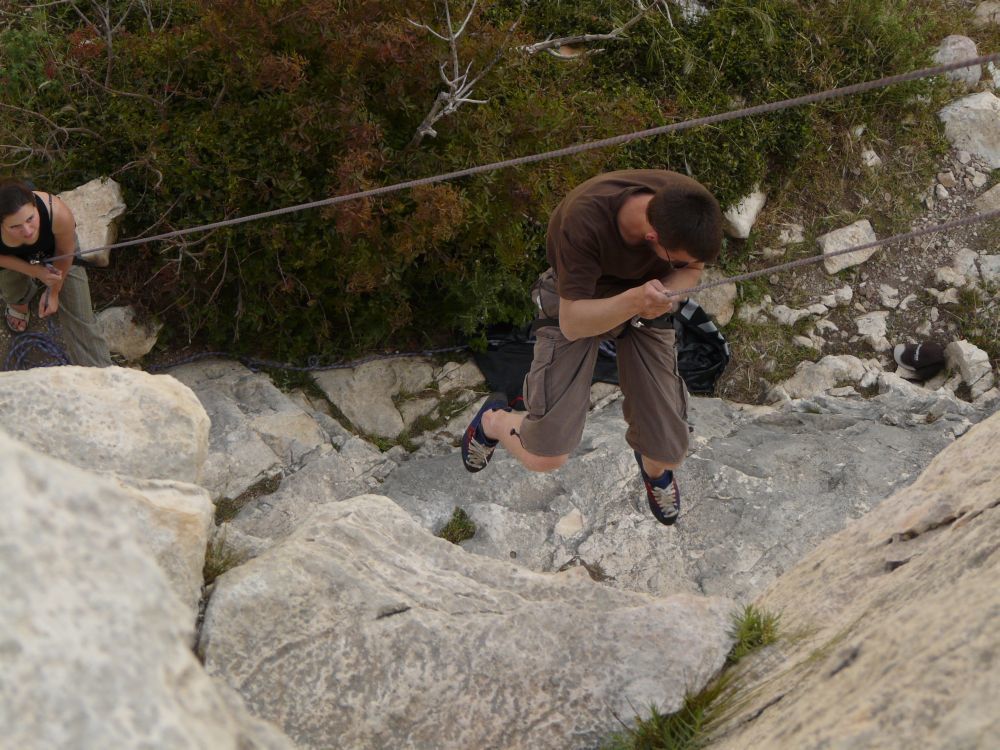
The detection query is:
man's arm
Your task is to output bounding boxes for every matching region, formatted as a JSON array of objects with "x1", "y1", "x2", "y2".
[{"x1": 661, "y1": 262, "x2": 704, "y2": 298}]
